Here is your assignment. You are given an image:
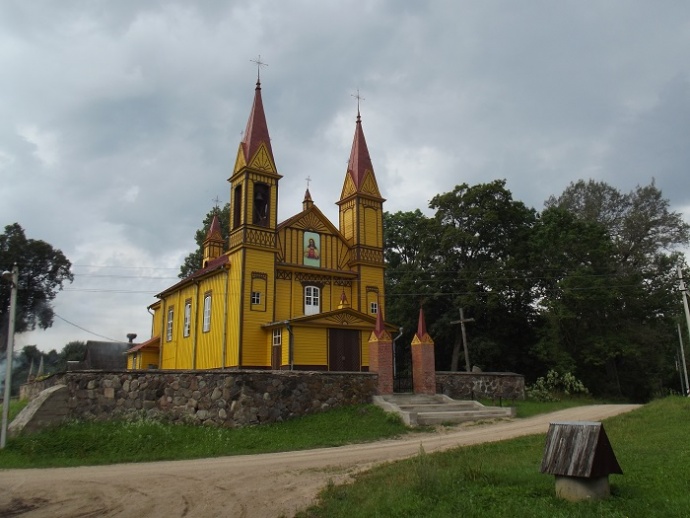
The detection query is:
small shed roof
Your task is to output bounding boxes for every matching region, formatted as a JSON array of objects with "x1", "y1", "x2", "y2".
[
  {"x1": 84, "y1": 341, "x2": 129, "y2": 370},
  {"x1": 540, "y1": 421, "x2": 623, "y2": 478}
]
